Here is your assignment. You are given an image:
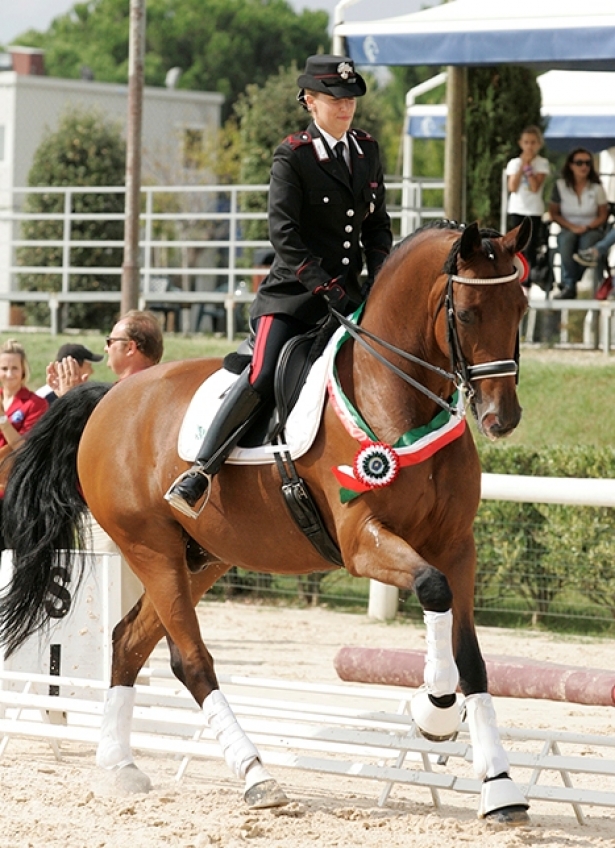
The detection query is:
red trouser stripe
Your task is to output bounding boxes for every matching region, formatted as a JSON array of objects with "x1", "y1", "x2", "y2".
[{"x1": 250, "y1": 314, "x2": 274, "y2": 384}]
